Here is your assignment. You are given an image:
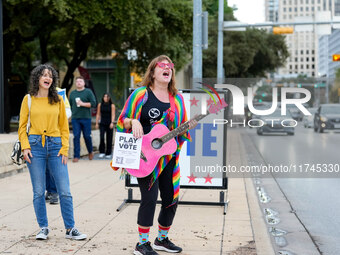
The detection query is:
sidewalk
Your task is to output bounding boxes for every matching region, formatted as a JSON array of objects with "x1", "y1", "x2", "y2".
[{"x1": 0, "y1": 129, "x2": 274, "y2": 255}]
